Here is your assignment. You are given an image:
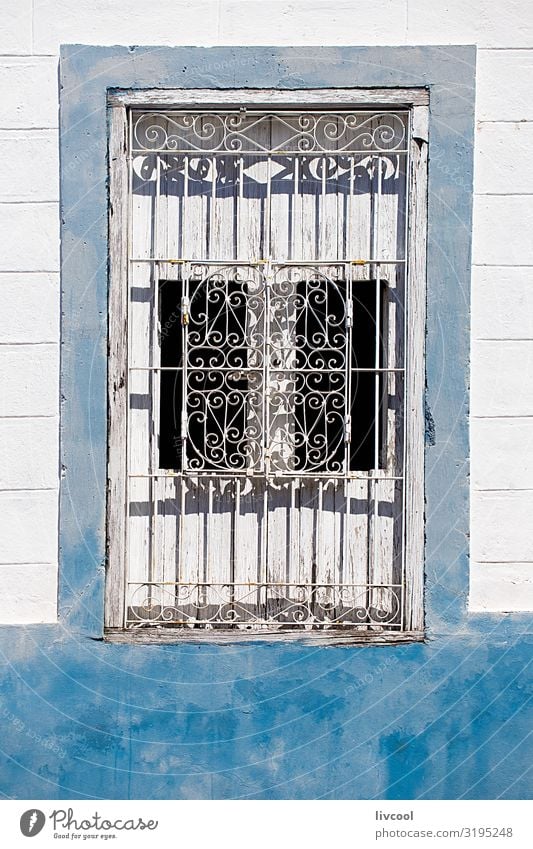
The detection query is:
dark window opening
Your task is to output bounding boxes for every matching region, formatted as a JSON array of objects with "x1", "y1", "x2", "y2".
[
  {"x1": 350, "y1": 279, "x2": 387, "y2": 471},
  {"x1": 158, "y1": 276, "x2": 387, "y2": 473},
  {"x1": 158, "y1": 276, "x2": 248, "y2": 471}
]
